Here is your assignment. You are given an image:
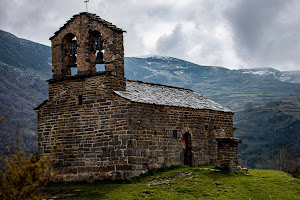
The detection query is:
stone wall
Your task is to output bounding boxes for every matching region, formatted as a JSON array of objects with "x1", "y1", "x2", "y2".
[
  {"x1": 125, "y1": 103, "x2": 235, "y2": 177},
  {"x1": 37, "y1": 73, "x2": 237, "y2": 181},
  {"x1": 37, "y1": 74, "x2": 130, "y2": 181},
  {"x1": 216, "y1": 137, "x2": 242, "y2": 171},
  {"x1": 47, "y1": 71, "x2": 126, "y2": 100}
]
